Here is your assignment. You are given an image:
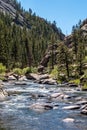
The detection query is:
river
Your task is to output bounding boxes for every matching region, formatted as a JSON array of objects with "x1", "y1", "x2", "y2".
[{"x1": 0, "y1": 80, "x2": 87, "y2": 130}]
